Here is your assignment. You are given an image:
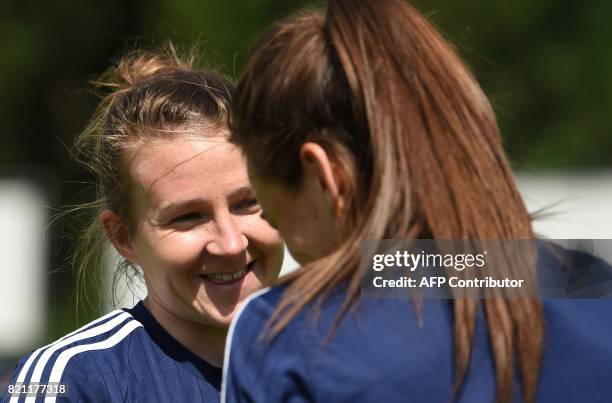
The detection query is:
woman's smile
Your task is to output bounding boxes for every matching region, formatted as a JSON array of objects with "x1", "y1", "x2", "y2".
[{"x1": 199, "y1": 259, "x2": 257, "y2": 285}]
